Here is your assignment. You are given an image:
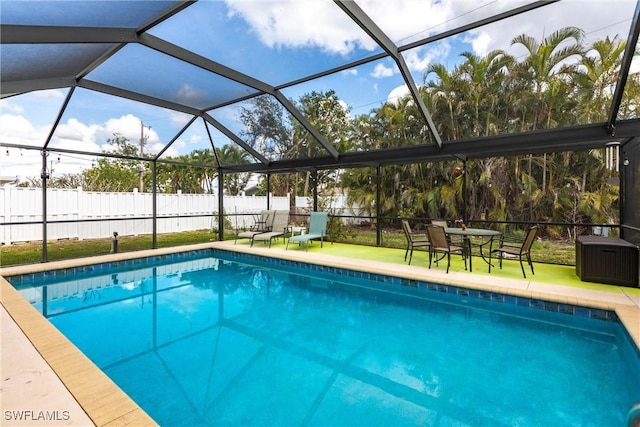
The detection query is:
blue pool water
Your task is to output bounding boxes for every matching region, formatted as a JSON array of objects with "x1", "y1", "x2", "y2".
[{"x1": 10, "y1": 250, "x2": 640, "y2": 426}]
